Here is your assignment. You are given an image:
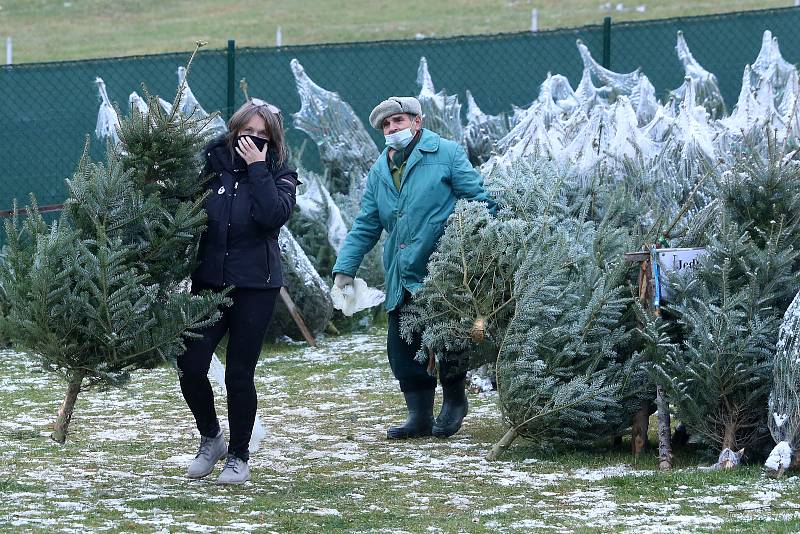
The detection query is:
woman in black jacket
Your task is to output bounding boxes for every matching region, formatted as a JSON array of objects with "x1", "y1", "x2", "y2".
[{"x1": 178, "y1": 99, "x2": 298, "y2": 485}]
